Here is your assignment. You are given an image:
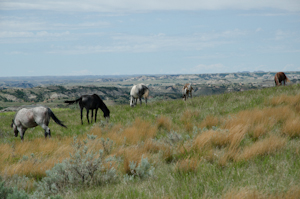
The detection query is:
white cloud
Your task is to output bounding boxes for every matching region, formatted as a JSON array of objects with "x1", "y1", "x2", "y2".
[
  {"x1": 0, "y1": 31, "x2": 34, "y2": 38},
  {"x1": 1, "y1": 0, "x2": 300, "y2": 12},
  {"x1": 274, "y1": 29, "x2": 297, "y2": 41},
  {"x1": 36, "y1": 31, "x2": 70, "y2": 37},
  {"x1": 0, "y1": 17, "x2": 109, "y2": 32},
  {"x1": 46, "y1": 31, "x2": 241, "y2": 54},
  {"x1": 0, "y1": 19, "x2": 46, "y2": 31}
]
